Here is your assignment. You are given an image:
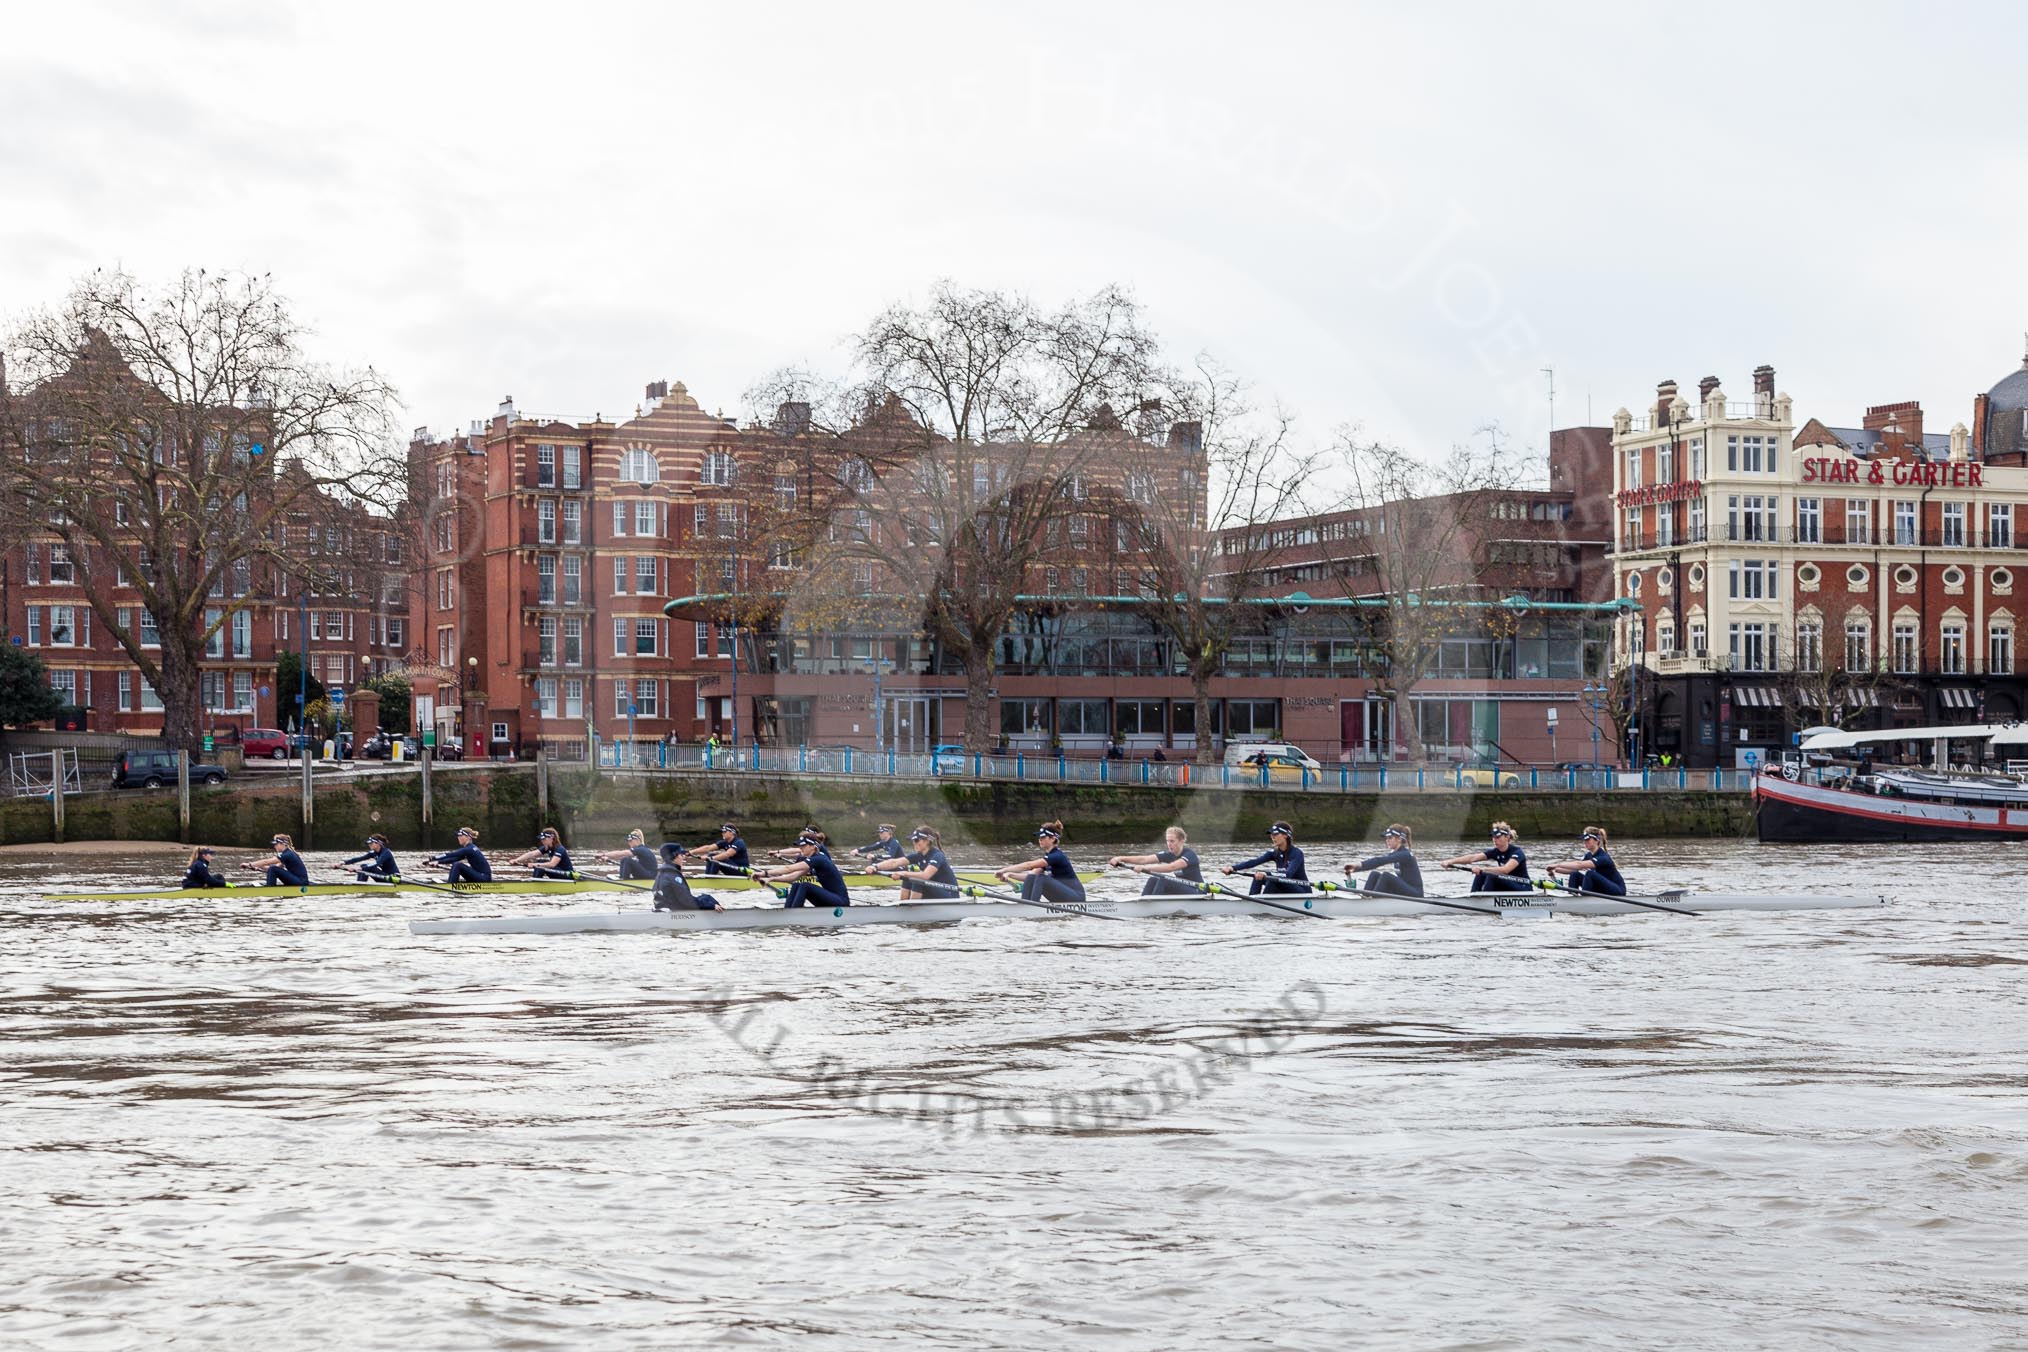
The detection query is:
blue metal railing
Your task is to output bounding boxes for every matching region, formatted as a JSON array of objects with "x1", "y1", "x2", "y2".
[{"x1": 586, "y1": 742, "x2": 1741, "y2": 793}]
